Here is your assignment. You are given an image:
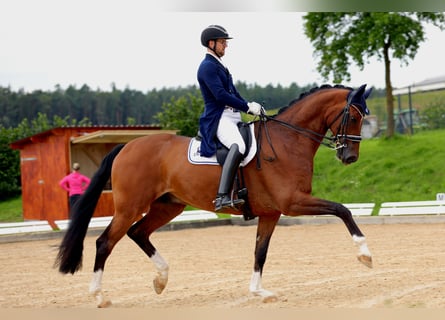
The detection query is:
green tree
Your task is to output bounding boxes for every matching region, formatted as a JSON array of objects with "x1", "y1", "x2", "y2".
[
  {"x1": 421, "y1": 98, "x2": 445, "y2": 129},
  {"x1": 154, "y1": 92, "x2": 204, "y2": 137},
  {"x1": 303, "y1": 12, "x2": 445, "y2": 137},
  {"x1": 0, "y1": 125, "x2": 21, "y2": 199}
]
